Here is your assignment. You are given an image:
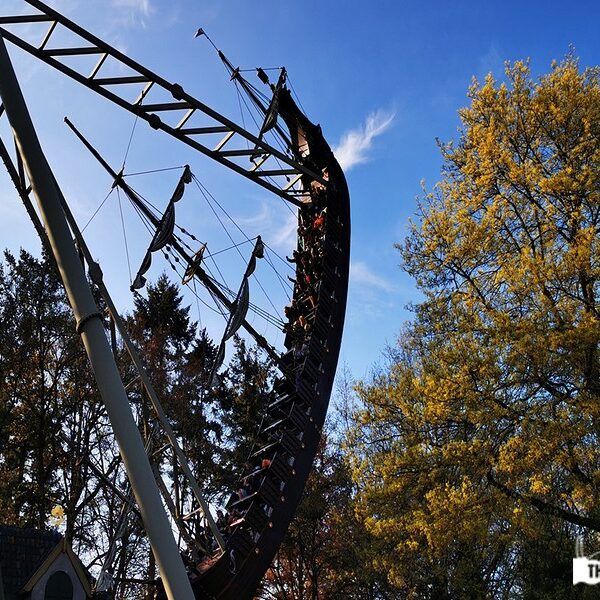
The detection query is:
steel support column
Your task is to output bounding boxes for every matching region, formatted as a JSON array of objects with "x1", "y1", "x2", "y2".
[{"x1": 0, "y1": 35, "x2": 194, "y2": 600}]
